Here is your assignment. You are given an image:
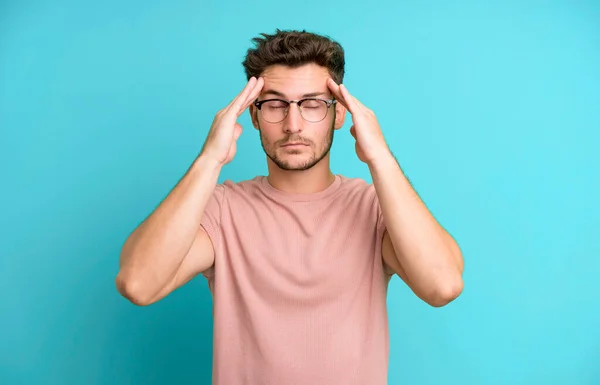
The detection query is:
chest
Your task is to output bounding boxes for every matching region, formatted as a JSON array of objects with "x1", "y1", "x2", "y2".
[{"x1": 219, "y1": 200, "x2": 383, "y2": 304}]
